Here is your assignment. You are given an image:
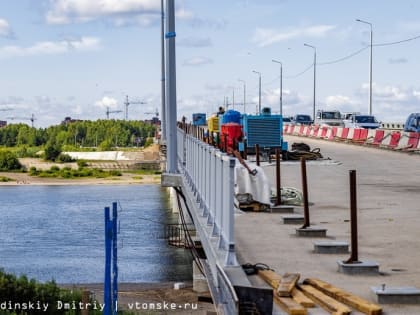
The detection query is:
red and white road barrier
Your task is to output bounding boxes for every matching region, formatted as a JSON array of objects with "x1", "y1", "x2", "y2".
[{"x1": 284, "y1": 124, "x2": 420, "y2": 153}]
